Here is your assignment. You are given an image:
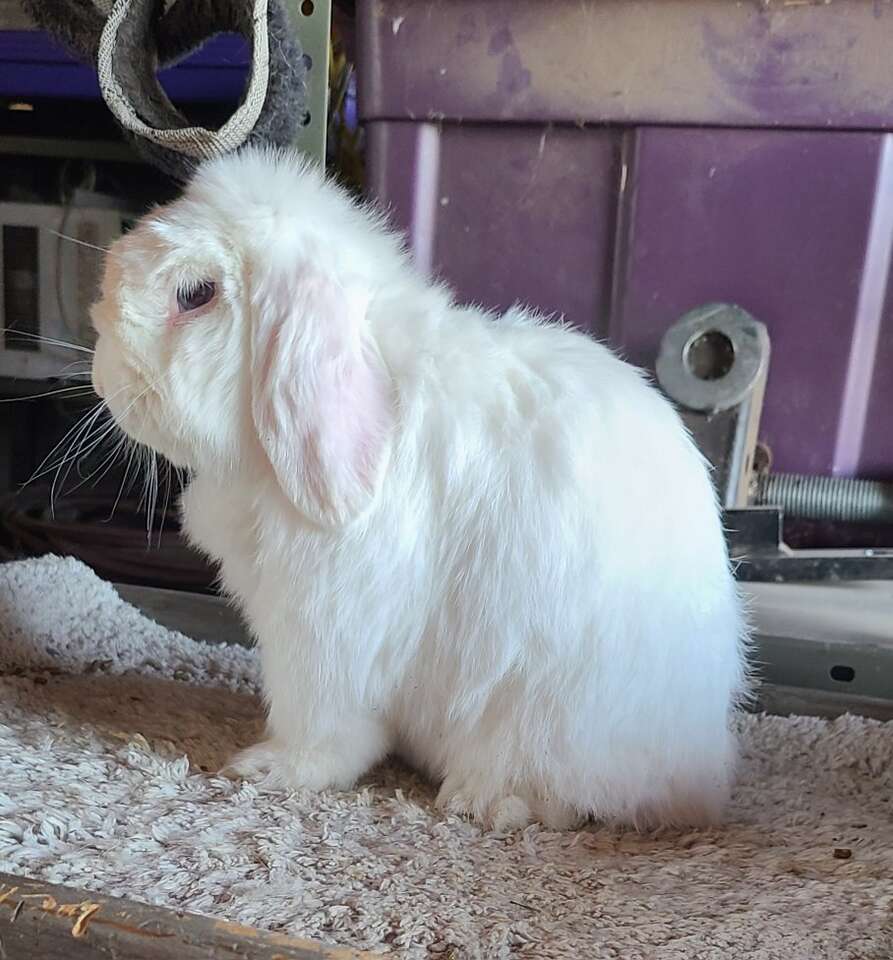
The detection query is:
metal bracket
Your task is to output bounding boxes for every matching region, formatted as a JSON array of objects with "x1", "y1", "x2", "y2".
[
  {"x1": 725, "y1": 506, "x2": 893, "y2": 583},
  {"x1": 656, "y1": 303, "x2": 770, "y2": 509},
  {"x1": 657, "y1": 303, "x2": 893, "y2": 583},
  {"x1": 285, "y1": 0, "x2": 332, "y2": 165}
]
